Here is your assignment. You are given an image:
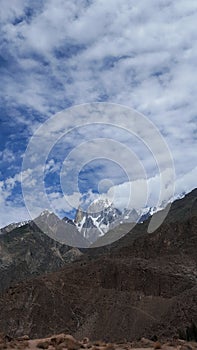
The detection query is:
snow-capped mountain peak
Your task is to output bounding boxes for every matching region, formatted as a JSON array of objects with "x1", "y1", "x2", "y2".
[
  {"x1": 40, "y1": 209, "x2": 53, "y2": 217},
  {"x1": 87, "y1": 198, "x2": 112, "y2": 214},
  {"x1": 74, "y1": 199, "x2": 122, "y2": 243}
]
